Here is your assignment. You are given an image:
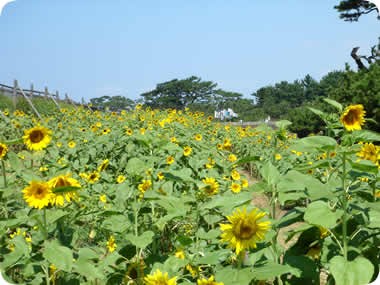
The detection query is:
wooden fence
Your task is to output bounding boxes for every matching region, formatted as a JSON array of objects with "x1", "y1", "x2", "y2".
[
  {"x1": 222, "y1": 121, "x2": 277, "y2": 128},
  {"x1": 0, "y1": 80, "x2": 90, "y2": 118}
]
